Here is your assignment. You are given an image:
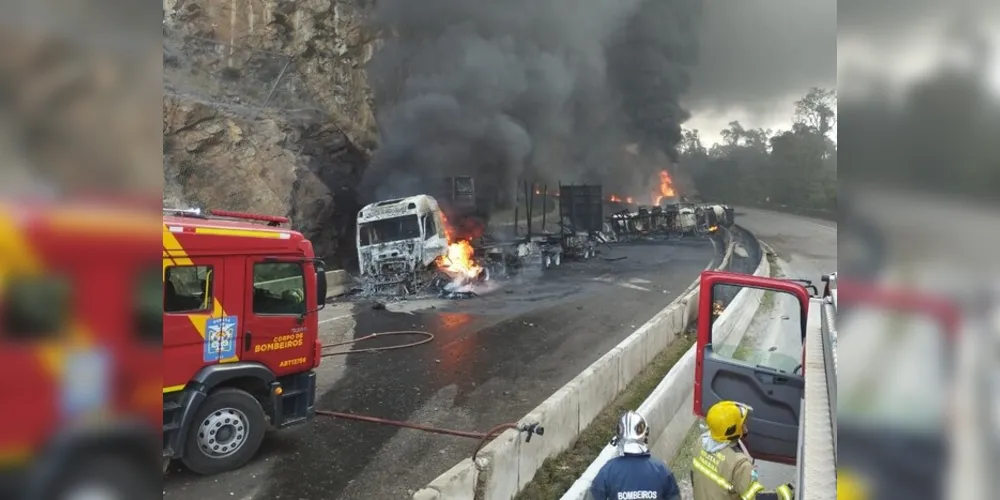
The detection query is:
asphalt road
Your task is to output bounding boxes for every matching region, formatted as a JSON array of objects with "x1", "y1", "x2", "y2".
[
  {"x1": 164, "y1": 235, "x2": 720, "y2": 500},
  {"x1": 732, "y1": 207, "x2": 837, "y2": 488}
]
